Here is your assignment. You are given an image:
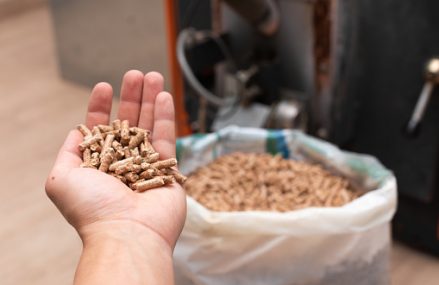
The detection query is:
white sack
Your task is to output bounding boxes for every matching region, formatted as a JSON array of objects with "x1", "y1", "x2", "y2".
[{"x1": 174, "y1": 127, "x2": 397, "y2": 285}]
